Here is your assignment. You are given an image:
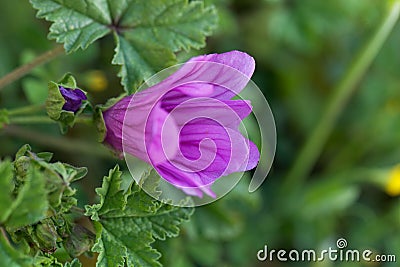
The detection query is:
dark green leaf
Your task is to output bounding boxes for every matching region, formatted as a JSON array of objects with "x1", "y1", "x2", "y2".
[
  {"x1": 30, "y1": 0, "x2": 217, "y2": 93},
  {"x1": 0, "y1": 234, "x2": 32, "y2": 267},
  {"x1": 36, "y1": 152, "x2": 53, "y2": 162},
  {"x1": 58, "y1": 72, "x2": 77, "y2": 88},
  {"x1": 29, "y1": 0, "x2": 112, "y2": 52},
  {"x1": 31, "y1": 219, "x2": 59, "y2": 253},
  {"x1": 46, "y1": 80, "x2": 66, "y2": 121},
  {"x1": 0, "y1": 109, "x2": 9, "y2": 129},
  {"x1": 15, "y1": 144, "x2": 31, "y2": 160},
  {"x1": 22, "y1": 78, "x2": 48, "y2": 105},
  {"x1": 85, "y1": 166, "x2": 194, "y2": 267},
  {"x1": 302, "y1": 179, "x2": 360, "y2": 218},
  {"x1": 33, "y1": 253, "x2": 63, "y2": 267},
  {"x1": 112, "y1": 33, "x2": 176, "y2": 93},
  {"x1": 63, "y1": 224, "x2": 95, "y2": 257},
  {"x1": 0, "y1": 160, "x2": 14, "y2": 223},
  {"x1": 5, "y1": 165, "x2": 48, "y2": 229},
  {"x1": 91, "y1": 166, "x2": 127, "y2": 218},
  {"x1": 64, "y1": 258, "x2": 82, "y2": 267}
]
